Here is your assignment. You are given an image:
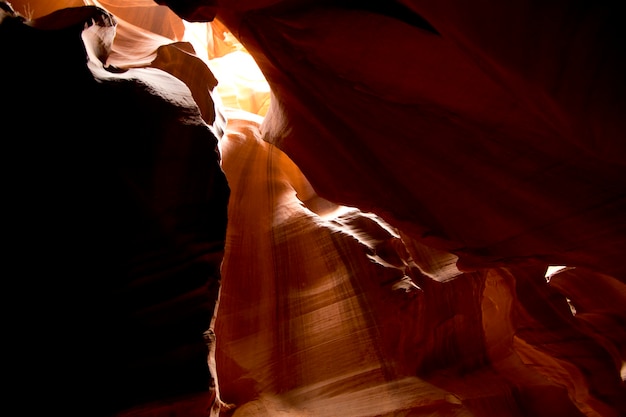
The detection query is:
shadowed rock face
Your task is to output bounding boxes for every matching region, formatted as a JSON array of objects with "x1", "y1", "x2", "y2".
[
  {"x1": 2, "y1": 1, "x2": 626, "y2": 416},
  {"x1": 1, "y1": 3, "x2": 228, "y2": 415}
]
